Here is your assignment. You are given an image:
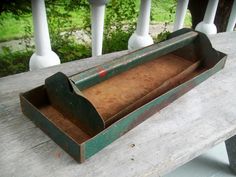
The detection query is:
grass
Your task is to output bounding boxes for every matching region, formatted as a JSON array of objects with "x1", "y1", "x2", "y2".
[
  {"x1": 152, "y1": 0, "x2": 176, "y2": 22},
  {"x1": 0, "y1": 8, "x2": 87, "y2": 42},
  {"x1": 0, "y1": 13, "x2": 32, "y2": 41},
  {"x1": 0, "y1": 0, "x2": 192, "y2": 42},
  {"x1": 151, "y1": 0, "x2": 192, "y2": 26}
]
